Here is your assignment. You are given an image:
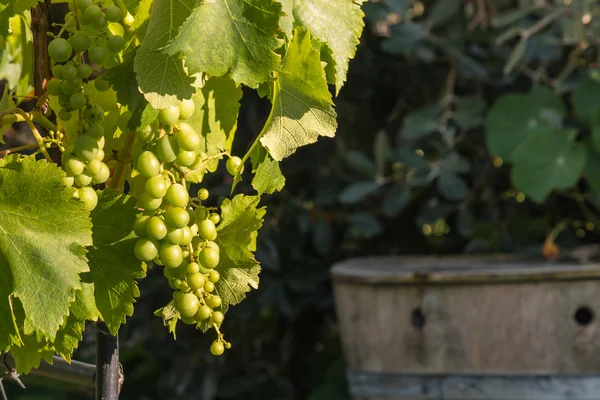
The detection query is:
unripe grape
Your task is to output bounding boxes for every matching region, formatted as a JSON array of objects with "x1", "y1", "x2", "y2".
[
  {"x1": 64, "y1": 157, "x2": 85, "y2": 176},
  {"x1": 207, "y1": 295, "x2": 222, "y2": 309},
  {"x1": 164, "y1": 207, "x2": 190, "y2": 229},
  {"x1": 146, "y1": 216, "x2": 167, "y2": 240},
  {"x1": 105, "y1": 6, "x2": 123, "y2": 22},
  {"x1": 198, "y1": 219, "x2": 217, "y2": 241},
  {"x1": 107, "y1": 35, "x2": 125, "y2": 52},
  {"x1": 74, "y1": 172, "x2": 92, "y2": 187},
  {"x1": 84, "y1": 104, "x2": 104, "y2": 121},
  {"x1": 145, "y1": 175, "x2": 168, "y2": 199},
  {"x1": 60, "y1": 79, "x2": 79, "y2": 94},
  {"x1": 208, "y1": 270, "x2": 220, "y2": 283},
  {"x1": 176, "y1": 149, "x2": 197, "y2": 167},
  {"x1": 62, "y1": 176, "x2": 74, "y2": 187},
  {"x1": 164, "y1": 227, "x2": 184, "y2": 245},
  {"x1": 206, "y1": 241, "x2": 220, "y2": 253},
  {"x1": 85, "y1": 122, "x2": 104, "y2": 139},
  {"x1": 77, "y1": 63, "x2": 92, "y2": 78},
  {"x1": 158, "y1": 105, "x2": 180, "y2": 125},
  {"x1": 203, "y1": 281, "x2": 215, "y2": 293},
  {"x1": 88, "y1": 46, "x2": 107, "y2": 65},
  {"x1": 137, "y1": 151, "x2": 161, "y2": 178},
  {"x1": 155, "y1": 135, "x2": 178, "y2": 163},
  {"x1": 69, "y1": 92, "x2": 86, "y2": 109},
  {"x1": 210, "y1": 341, "x2": 225, "y2": 356},
  {"x1": 175, "y1": 122, "x2": 200, "y2": 151},
  {"x1": 195, "y1": 207, "x2": 207, "y2": 221},
  {"x1": 199, "y1": 247, "x2": 219, "y2": 269},
  {"x1": 46, "y1": 79, "x2": 62, "y2": 96},
  {"x1": 211, "y1": 310, "x2": 224, "y2": 323},
  {"x1": 195, "y1": 305, "x2": 212, "y2": 321},
  {"x1": 92, "y1": 163, "x2": 110, "y2": 184},
  {"x1": 59, "y1": 109, "x2": 72, "y2": 121},
  {"x1": 226, "y1": 156, "x2": 243, "y2": 176},
  {"x1": 97, "y1": 135, "x2": 105, "y2": 149},
  {"x1": 76, "y1": 0, "x2": 92, "y2": 10},
  {"x1": 69, "y1": 31, "x2": 91, "y2": 52},
  {"x1": 78, "y1": 186, "x2": 98, "y2": 211},
  {"x1": 209, "y1": 213, "x2": 220, "y2": 225},
  {"x1": 178, "y1": 226, "x2": 193, "y2": 246},
  {"x1": 62, "y1": 63, "x2": 78, "y2": 79},
  {"x1": 135, "y1": 125, "x2": 156, "y2": 143},
  {"x1": 86, "y1": 159, "x2": 103, "y2": 175},
  {"x1": 187, "y1": 273, "x2": 205, "y2": 290},
  {"x1": 84, "y1": 5, "x2": 102, "y2": 21},
  {"x1": 52, "y1": 65, "x2": 64, "y2": 79},
  {"x1": 198, "y1": 188, "x2": 209, "y2": 200},
  {"x1": 95, "y1": 76, "x2": 111, "y2": 91},
  {"x1": 48, "y1": 38, "x2": 72, "y2": 62},
  {"x1": 225, "y1": 343, "x2": 231, "y2": 350},
  {"x1": 138, "y1": 192, "x2": 162, "y2": 210},
  {"x1": 91, "y1": 14, "x2": 108, "y2": 29},
  {"x1": 187, "y1": 262, "x2": 200, "y2": 274},
  {"x1": 74, "y1": 134, "x2": 99, "y2": 161},
  {"x1": 134, "y1": 238, "x2": 158, "y2": 261},
  {"x1": 173, "y1": 291, "x2": 185, "y2": 303},
  {"x1": 178, "y1": 98, "x2": 195, "y2": 120},
  {"x1": 133, "y1": 215, "x2": 151, "y2": 237},
  {"x1": 159, "y1": 243, "x2": 183, "y2": 269},
  {"x1": 165, "y1": 183, "x2": 188, "y2": 207}
]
